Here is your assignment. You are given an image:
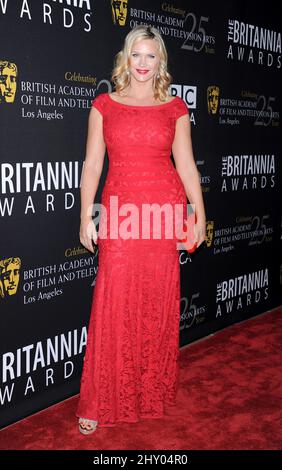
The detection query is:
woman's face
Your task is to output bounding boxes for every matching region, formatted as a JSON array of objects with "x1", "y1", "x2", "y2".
[{"x1": 128, "y1": 38, "x2": 160, "y2": 84}]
